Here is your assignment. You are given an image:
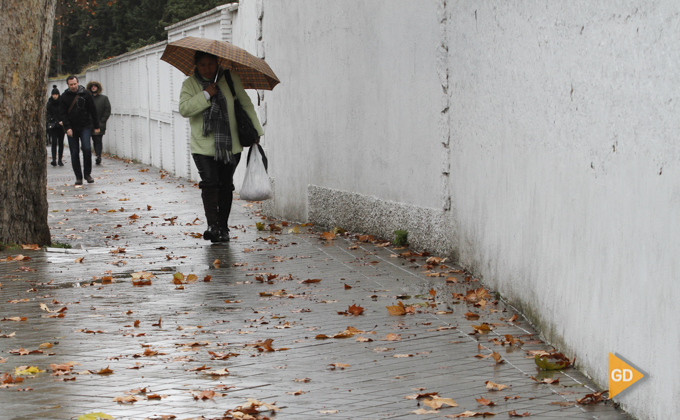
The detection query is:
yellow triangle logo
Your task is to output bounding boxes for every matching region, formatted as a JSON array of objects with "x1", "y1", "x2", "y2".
[{"x1": 608, "y1": 353, "x2": 644, "y2": 398}]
